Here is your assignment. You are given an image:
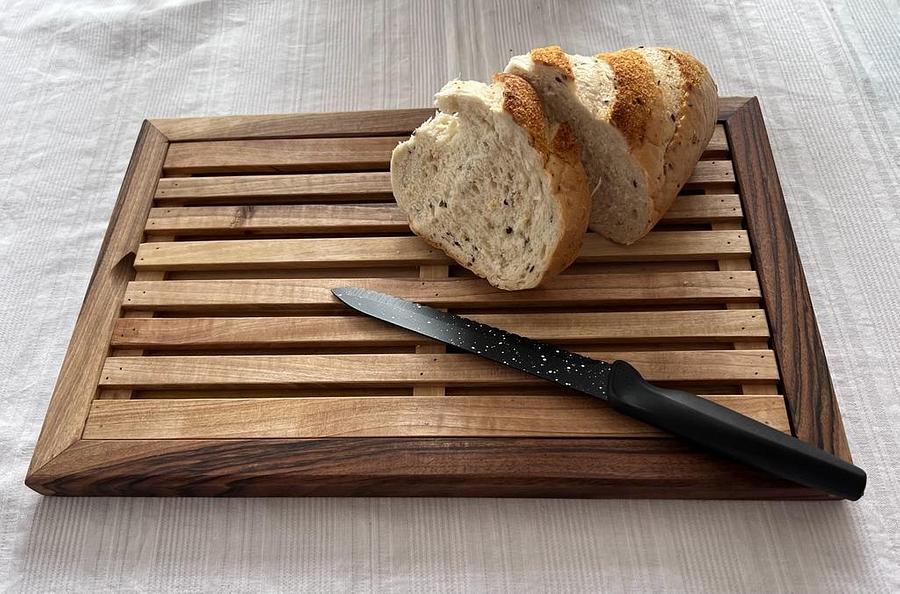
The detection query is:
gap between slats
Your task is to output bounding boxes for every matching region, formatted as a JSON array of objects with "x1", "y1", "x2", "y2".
[
  {"x1": 107, "y1": 381, "x2": 746, "y2": 399},
  {"x1": 161, "y1": 261, "x2": 724, "y2": 281}
]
